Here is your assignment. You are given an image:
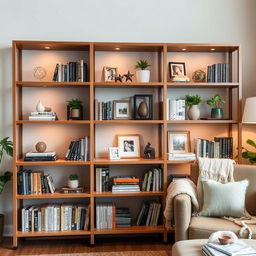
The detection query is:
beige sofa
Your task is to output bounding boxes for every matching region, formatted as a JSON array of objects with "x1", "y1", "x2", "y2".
[{"x1": 174, "y1": 164, "x2": 256, "y2": 242}]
